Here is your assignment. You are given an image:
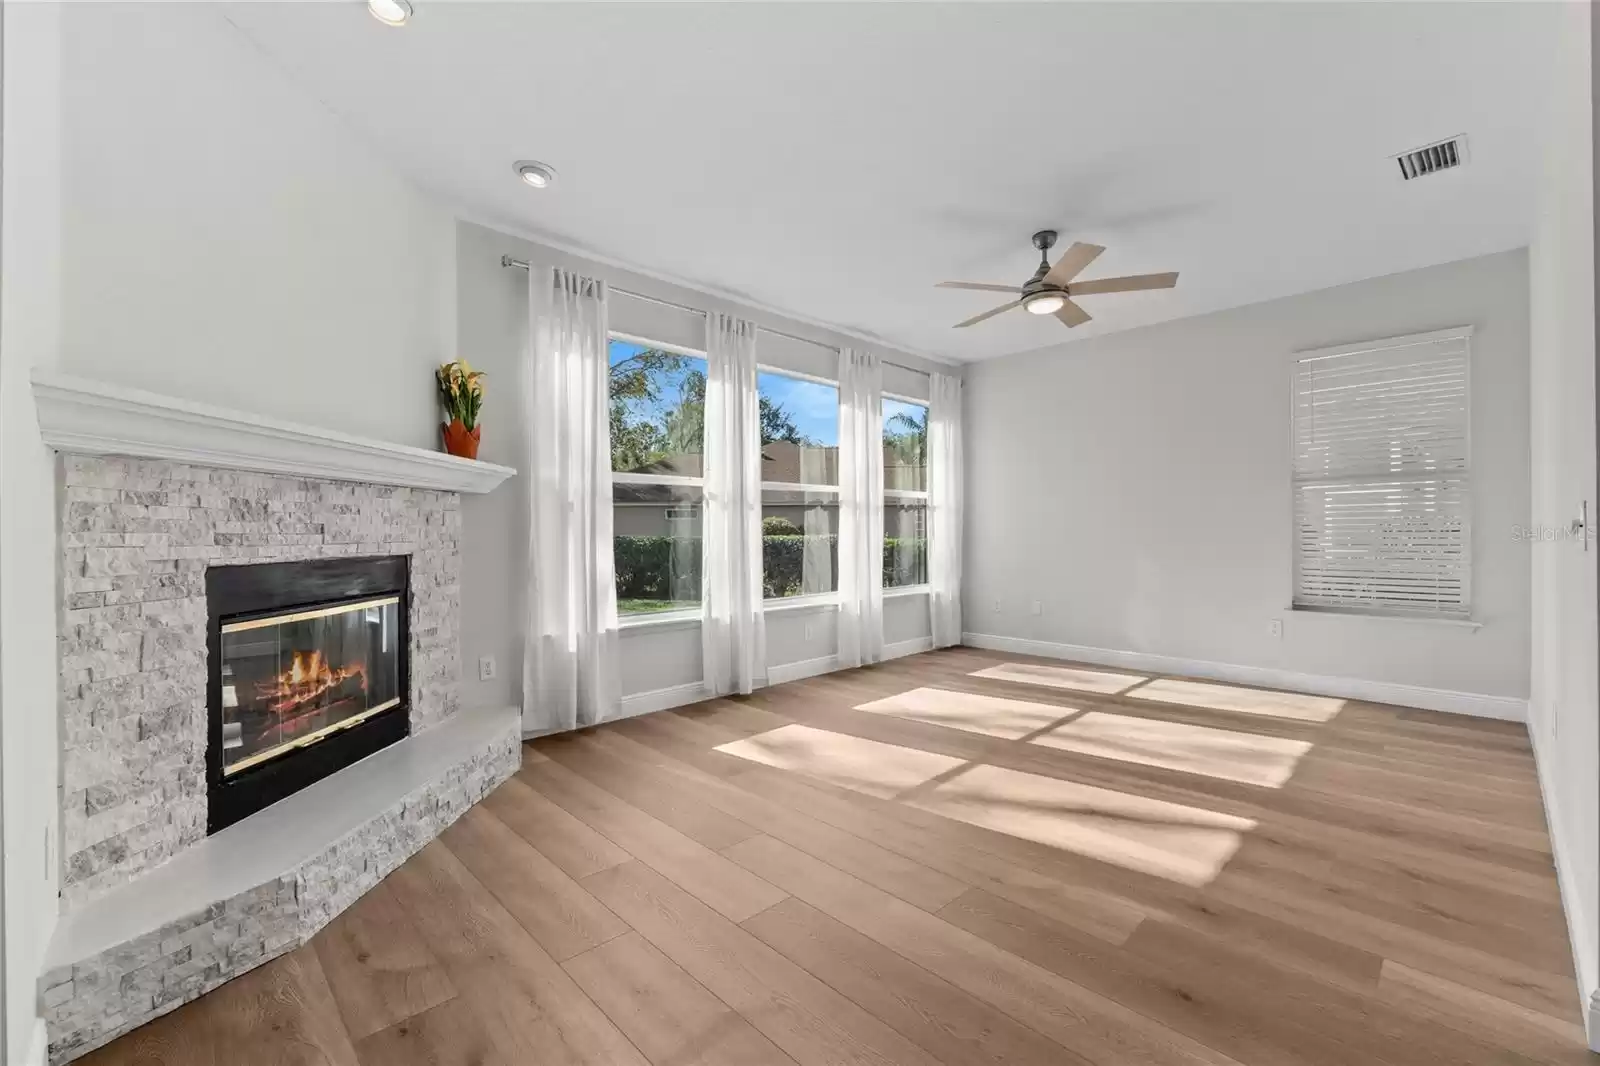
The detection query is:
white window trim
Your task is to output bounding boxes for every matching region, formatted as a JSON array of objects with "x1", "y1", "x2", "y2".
[
  {"x1": 1286, "y1": 604, "x2": 1482, "y2": 629},
  {"x1": 1288, "y1": 325, "x2": 1474, "y2": 621},
  {"x1": 610, "y1": 331, "x2": 706, "y2": 359},
  {"x1": 883, "y1": 584, "x2": 930, "y2": 599}
]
